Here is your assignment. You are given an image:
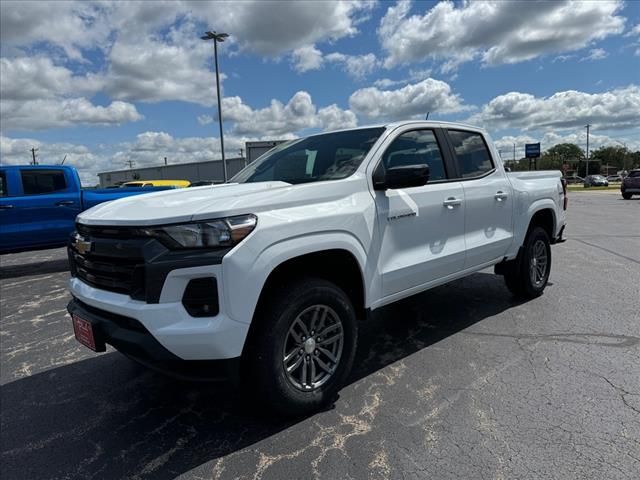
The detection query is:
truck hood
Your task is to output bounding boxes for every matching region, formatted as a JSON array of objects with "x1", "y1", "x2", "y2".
[{"x1": 77, "y1": 179, "x2": 362, "y2": 226}]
